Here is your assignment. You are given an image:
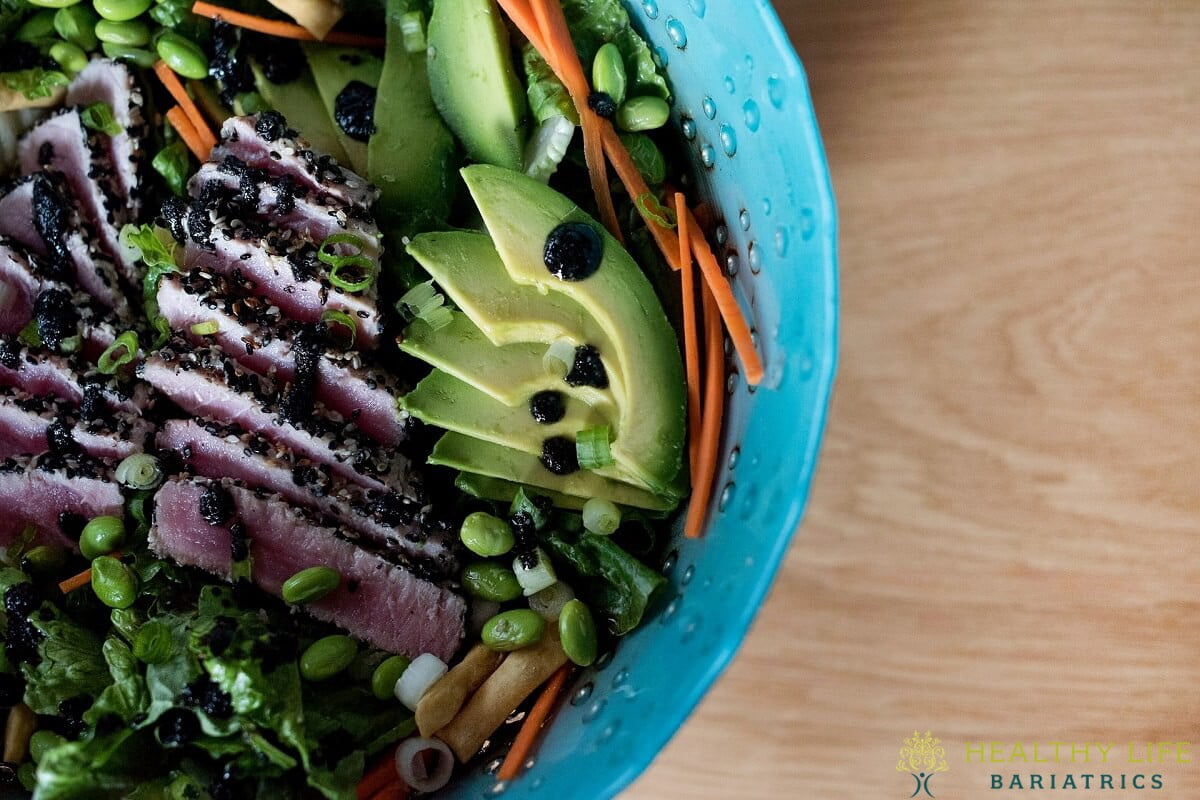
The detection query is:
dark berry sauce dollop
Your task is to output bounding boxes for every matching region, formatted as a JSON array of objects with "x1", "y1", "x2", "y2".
[
  {"x1": 540, "y1": 436, "x2": 579, "y2": 476},
  {"x1": 529, "y1": 391, "x2": 566, "y2": 424},
  {"x1": 565, "y1": 344, "x2": 608, "y2": 389},
  {"x1": 544, "y1": 222, "x2": 603, "y2": 281}
]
